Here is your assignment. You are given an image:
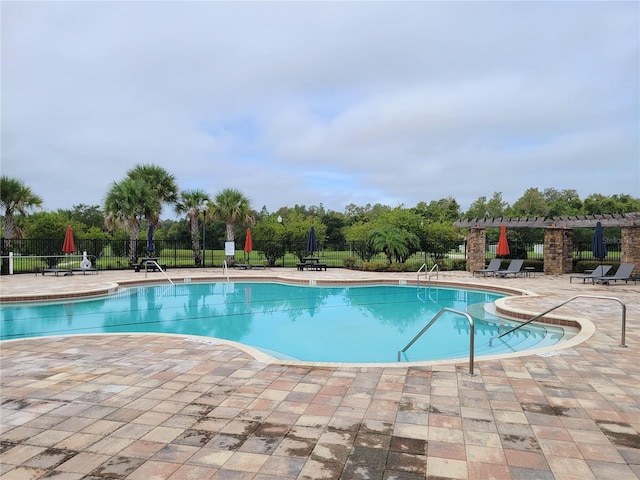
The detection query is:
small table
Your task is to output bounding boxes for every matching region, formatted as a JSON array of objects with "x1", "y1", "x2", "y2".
[
  {"x1": 133, "y1": 258, "x2": 161, "y2": 272},
  {"x1": 524, "y1": 267, "x2": 536, "y2": 278}
]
